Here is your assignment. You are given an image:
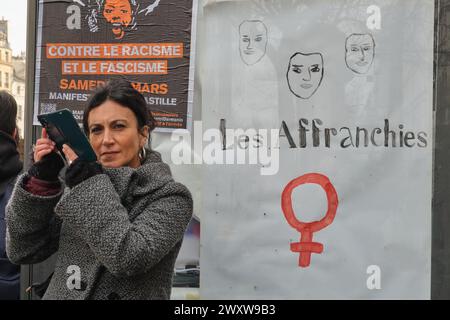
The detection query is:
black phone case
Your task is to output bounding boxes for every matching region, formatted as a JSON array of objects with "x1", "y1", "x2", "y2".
[{"x1": 37, "y1": 109, "x2": 97, "y2": 162}]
